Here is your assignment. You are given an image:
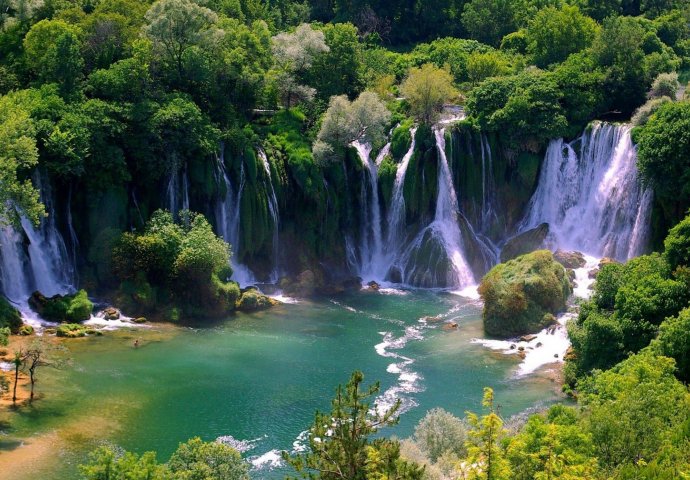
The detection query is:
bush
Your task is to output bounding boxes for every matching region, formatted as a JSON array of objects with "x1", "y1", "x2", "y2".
[
  {"x1": 66, "y1": 290, "x2": 94, "y2": 322},
  {"x1": 647, "y1": 71, "x2": 679, "y2": 99},
  {"x1": 0, "y1": 296, "x2": 22, "y2": 333},
  {"x1": 631, "y1": 96, "x2": 672, "y2": 126},
  {"x1": 29, "y1": 290, "x2": 93, "y2": 323},
  {"x1": 413, "y1": 408, "x2": 467, "y2": 462},
  {"x1": 479, "y1": 250, "x2": 571, "y2": 338},
  {"x1": 655, "y1": 307, "x2": 690, "y2": 383},
  {"x1": 664, "y1": 213, "x2": 690, "y2": 270}
]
